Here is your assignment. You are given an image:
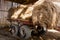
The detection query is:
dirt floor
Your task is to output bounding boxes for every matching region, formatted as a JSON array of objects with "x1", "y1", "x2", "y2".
[{"x1": 0, "y1": 27, "x2": 60, "y2": 40}]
